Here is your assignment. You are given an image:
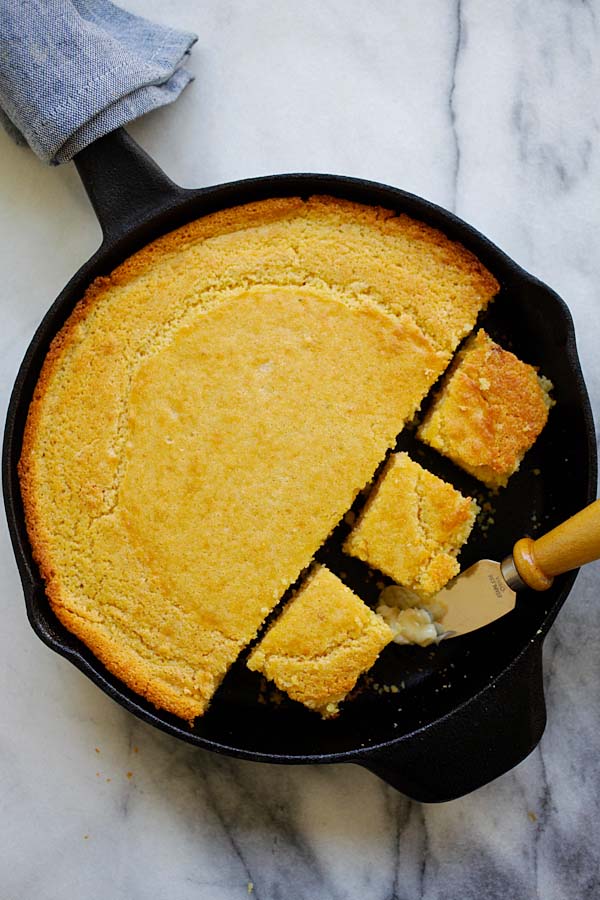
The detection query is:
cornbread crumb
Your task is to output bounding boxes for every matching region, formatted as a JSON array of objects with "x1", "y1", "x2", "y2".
[
  {"x1": 344, "y1": 453, "x2": 478, "y2": 599},
  {"x1": 377, "y1": 584, "x2": 450, "y2": 646},
  {"x1": 380, "y1": 606, "x2": 438, "y2": 646},
  {"x1": 247, "y1": 565, "x2": 393, "y2": 717},
  {"x1": 417, "y1": 330, "x2": 553, "y2": 488}
]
